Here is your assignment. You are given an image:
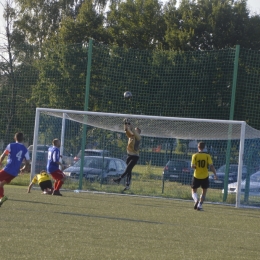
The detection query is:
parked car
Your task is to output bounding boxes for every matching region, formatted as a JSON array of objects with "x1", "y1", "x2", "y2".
[
  {"x1": 60, "y1": 149, "x2": 74, "y2": 167},
  {"x1": 222, "y1": 171, "x2": 260, "y2": 194},
  {"x1": 162, "y1": 159, "x2": 194, "y2": 184},
  {"x1": 73, "y1": 149, "x2": 110, "y2": 163},
  {"x1": 27, "y1": 145, "x2": 49, "y2": 172},
  {"x1": 28, "y1": 144, "x2": 74, "y2": 169},
  {"x1": 28, "y1": 144, "x2": 50, "y2": 152},
  {"x1": 209, "y1": 164, "x2": 247, "y2": 189},
  {"x1": 64, "y1": 156, "x2": 126, "y2": 182}
]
